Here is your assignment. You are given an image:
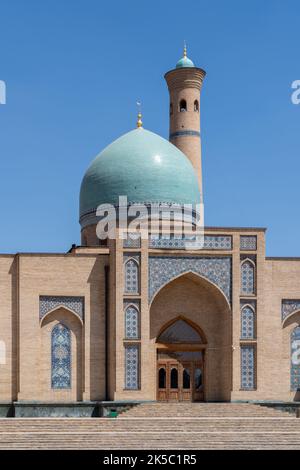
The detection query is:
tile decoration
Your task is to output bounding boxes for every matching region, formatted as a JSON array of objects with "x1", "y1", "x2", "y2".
[
  {"x1": 240, "y1": 236, "x2": 257, "y2": 251},
  {"x1": 125, "y1": 303, "x2": 140, "y2": 339},
  {"x1": 40, "y1": 296, "x2": 84, "y2": 321},
  {"x1": 241, "y1": 346, "x2": 255, "y2": 389},
  {"x1": 241, "y1": 305, "x2": 255, "y2": 339},
  {"x1": 149, "y1": 234, "x2": 232, "y2": 250},
  {"x1": 125, "y1": 344, "x2": 139, "y2": 390},
  {"x1": 51, "y1": 323, "x2": 71, "y2": 389},
  {"x1": 282, "y1": 300, "x2": 300, "y2": 322},
  {"x1": 123, "y1": 233, "x2": 141, "y2": 248},
  {"x1": 241, "y1": 260, "x2": 255, "y2": 295},
  {"x1": 124, "y1": 255, "x2": 140, "y2": 294},
  {"x1": 291, "y1": 326, "x2": 300, "y2": 391},
  {"x1": 149, "y1": 256, "x2": 231, "y2": 303}
]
